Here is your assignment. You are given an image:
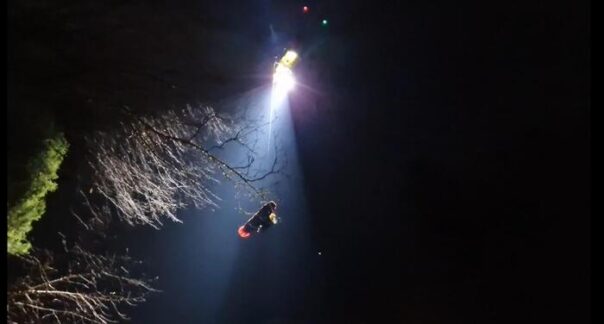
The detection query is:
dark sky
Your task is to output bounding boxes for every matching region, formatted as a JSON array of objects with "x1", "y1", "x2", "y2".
[
  {"x1": 287, "y1": 1, "x2": 589, "y2": 322},
  {"x1": 10, "y1": 0, "x2": 590, "y2": 323}
]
